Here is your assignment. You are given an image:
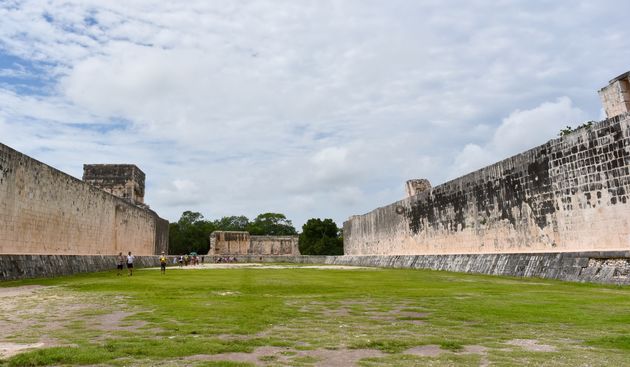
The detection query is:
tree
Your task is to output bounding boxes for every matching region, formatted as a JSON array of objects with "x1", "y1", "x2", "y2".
[
  {"x1": 168, "y1": 211, "x2": 216, "y2": 255},
  {"x1": 299, "y1": 218, "x2": 343, "y2": 255},
  {"x1": 213, "y1": 215, "x2": 250, "y2": 231},
  {"x1": 247, "y1": 213, "x2": 297, "y2": 235}
]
